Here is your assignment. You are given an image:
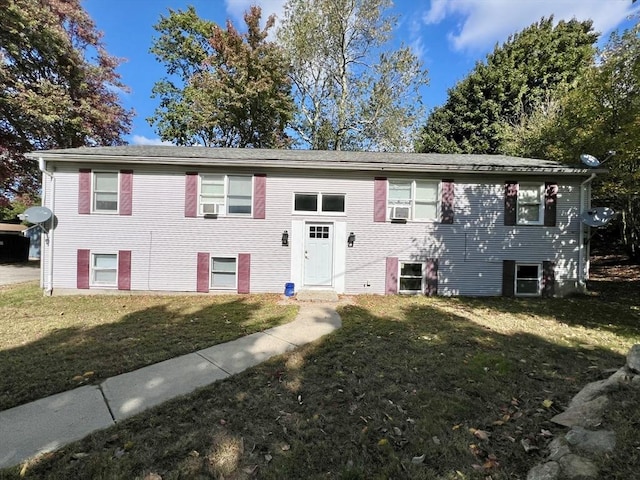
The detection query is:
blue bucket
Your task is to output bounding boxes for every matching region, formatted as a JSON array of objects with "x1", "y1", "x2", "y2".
[{"x1": 284, "y1": 282, "x2": 295, "y2": 297}]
